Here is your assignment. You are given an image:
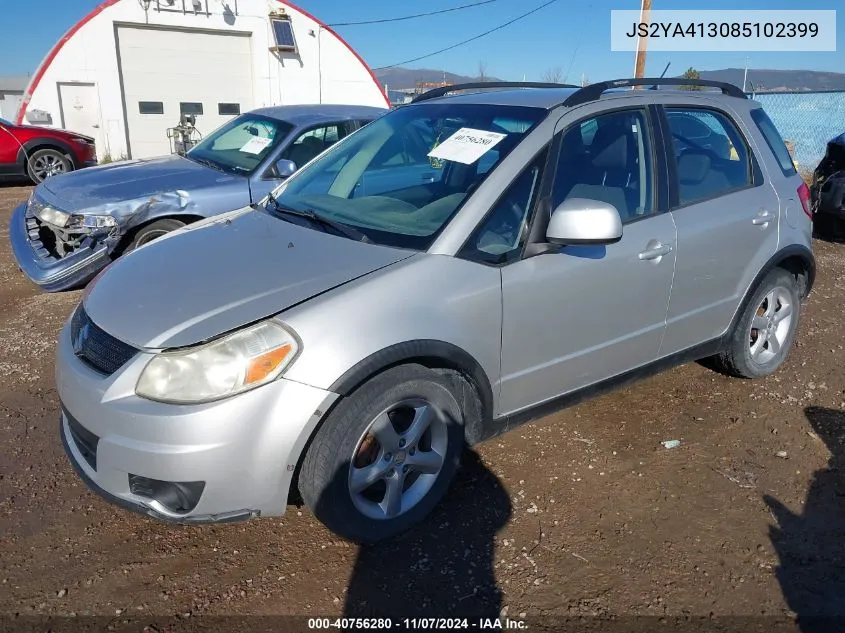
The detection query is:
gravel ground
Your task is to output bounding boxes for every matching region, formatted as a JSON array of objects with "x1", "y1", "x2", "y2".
[{"x1": 1, "y1": 183, "x2": 844, "y2": 631}]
